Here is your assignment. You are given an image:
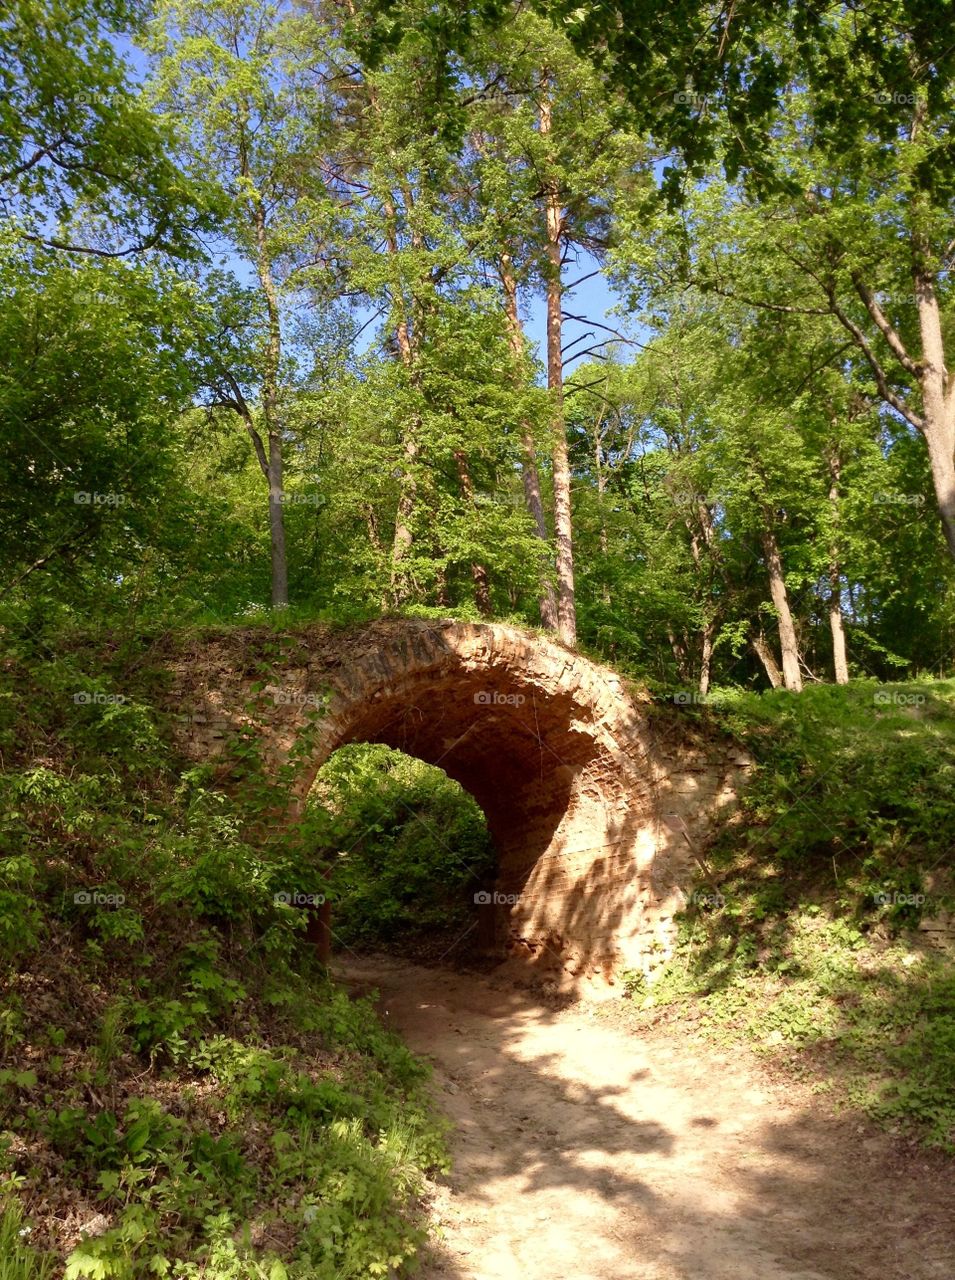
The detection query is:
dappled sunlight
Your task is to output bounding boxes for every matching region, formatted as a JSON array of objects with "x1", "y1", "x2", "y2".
[{"x1": 341, "y1": 955, "x2": 955, "y2": 1280}]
